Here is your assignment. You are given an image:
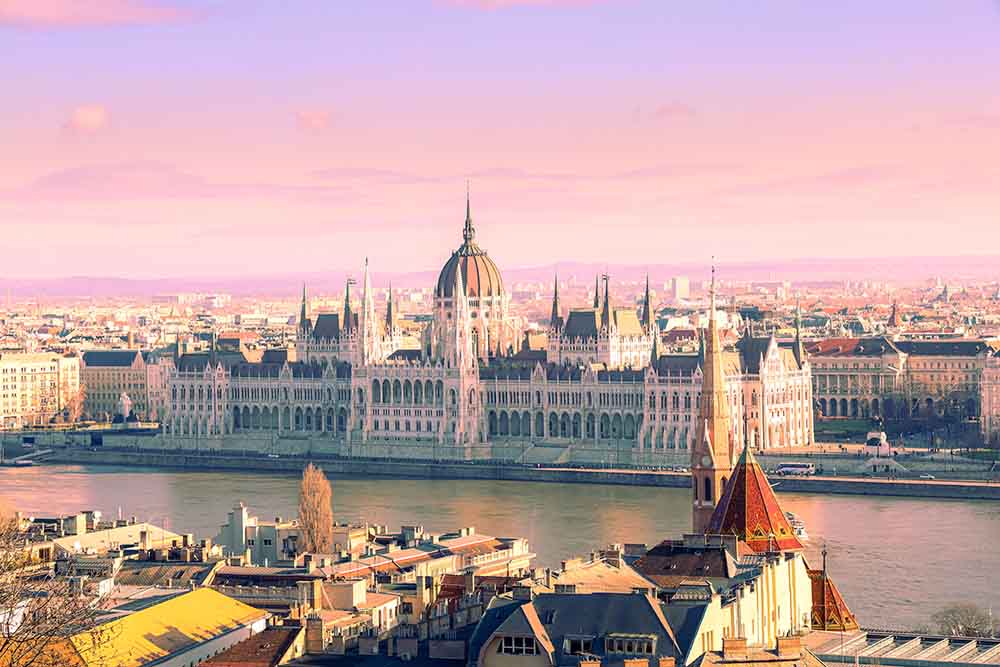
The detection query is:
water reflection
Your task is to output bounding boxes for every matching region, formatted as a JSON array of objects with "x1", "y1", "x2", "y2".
[{"x1": 2, "y1": 464, "x2": 997, "y2": 629}]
